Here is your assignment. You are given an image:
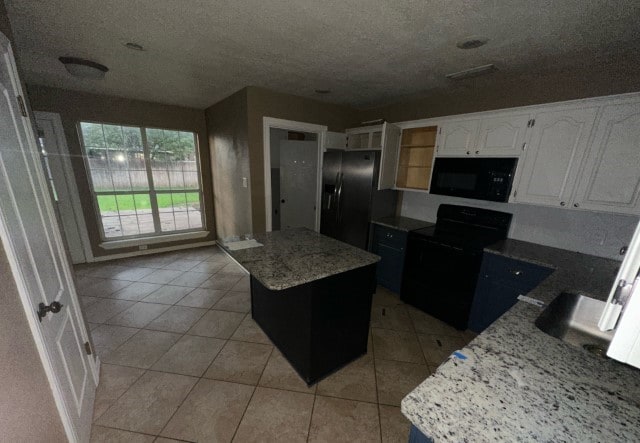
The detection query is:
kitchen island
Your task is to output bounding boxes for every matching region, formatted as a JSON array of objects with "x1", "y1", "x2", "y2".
[
  {"x1": 402, "y1": 240, "x2": 640, "y2": 442},
  {"x1": 223, "y1": 228, "x2": 380, "y2": 384}
]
